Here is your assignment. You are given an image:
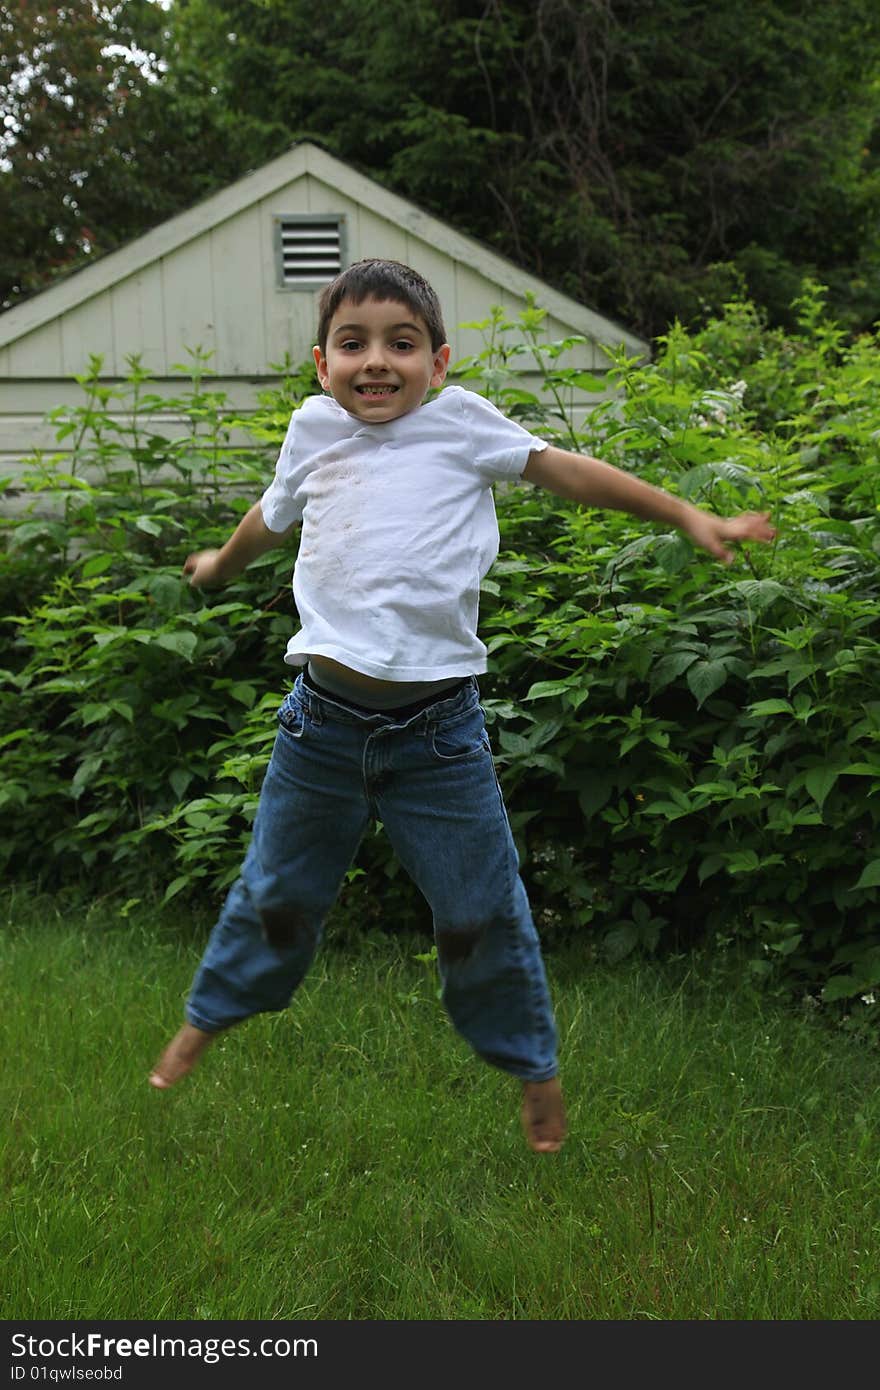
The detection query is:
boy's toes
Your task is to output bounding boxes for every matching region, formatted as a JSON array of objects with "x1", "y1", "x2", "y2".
[
  {"x1": 521, "y1": 1077, "x2": 566, "y2": 1154},
  {"x1": 149, "y1": 1024, "x2": 215, "y2": 1089}
]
